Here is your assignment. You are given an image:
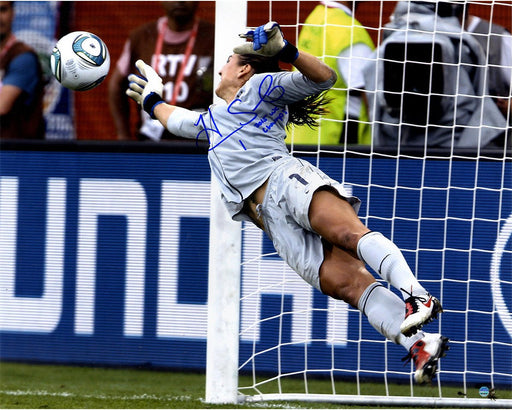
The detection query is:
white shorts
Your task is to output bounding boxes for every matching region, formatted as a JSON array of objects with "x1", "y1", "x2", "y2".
[{"x1": 259, "y1": 157, "x2": 361, "y2": 291}]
